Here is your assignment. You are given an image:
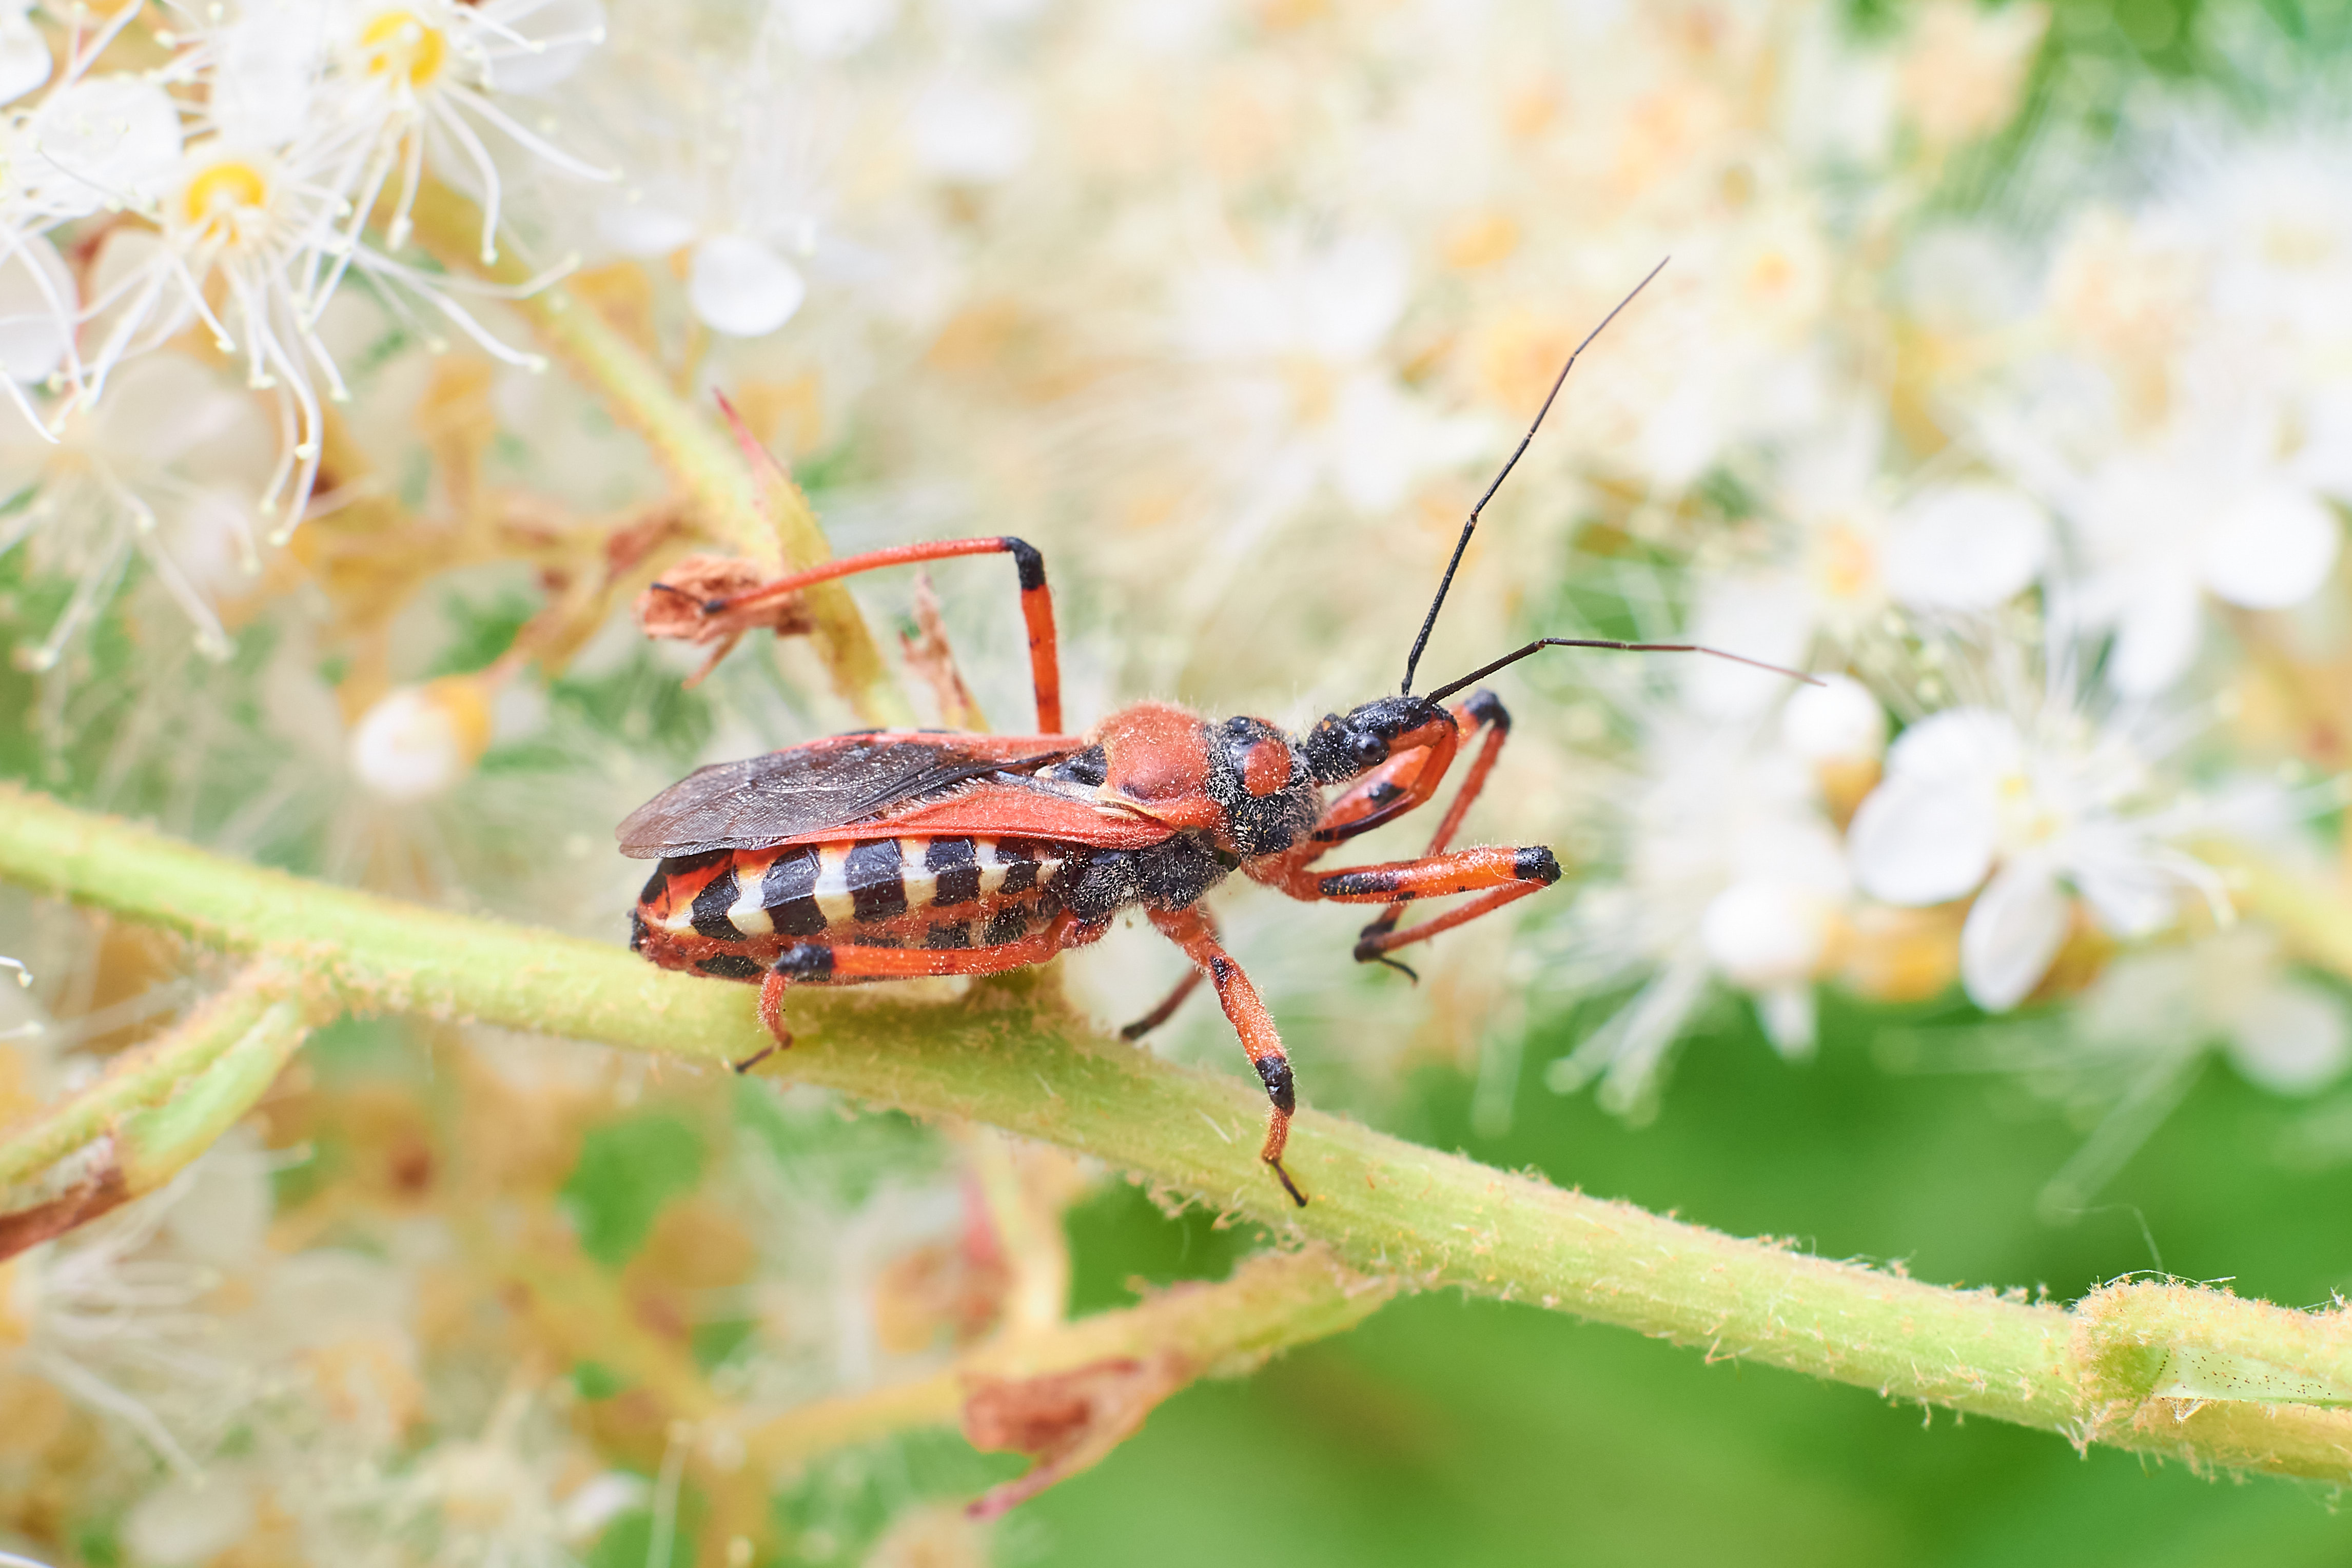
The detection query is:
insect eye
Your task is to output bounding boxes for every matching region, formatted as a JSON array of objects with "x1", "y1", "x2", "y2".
[{"x1": 1349, "y1": 731, "x2": 1386, "y2": 766}]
